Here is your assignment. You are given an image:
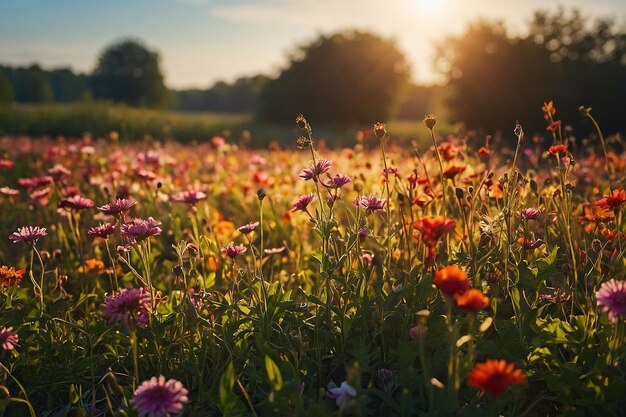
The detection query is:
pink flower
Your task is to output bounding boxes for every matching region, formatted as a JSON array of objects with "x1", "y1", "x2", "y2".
[
  {"x1": 59, "y1": 194, "x2": 95, "y2": 211},
  {"x1": 353, "y1": 195, "x2": 386, "y2": 214},
  {"x1": 597, "y1": 279, "x2": 626, "y2": 324},
  {"x1": 324, "y1": 174, "x2": 351, "y2": 189},
  {"x1": 121, "y1": 217, "x2": 162, "y2": 243},
  {"x1": 88, "y1": 223, "x2": 116, "y2": 239},
  {"x1": 9, "y1": 226, "x2": 47, "y2": 244},
  {"x1": 171, "y1": 190, "x2": 207, "y2": 204},
  {"x1": 520, "y1": 208, "x2": 541, "y2": 221},
  {"x1": 102, "y1": 287, "x2": 152, "y2": 327},
  {"x1": 0, "y1": 326, "x2": 19, "y2": 350},
  {"x1": 0, "y1": 187, "x2": 19, "y2": 196},
  {"x1": 299, "y1": 160, "x2": 332, "y2": 182},
  {"x1": 17, "y1": 176, "x2": 53, "y2": 189},
  {"x1": 133, "y1": 376, "x2": 189, "y2": 417},
  {"x1": 326, "y1": 381, "x2": 357, "y2": 406},
  {"x1": 221, "y1": 242, "x2": 247, "y2": 259},
  {"x1": 237, "y1": 222, "x2": 259, "y2": 234},
  {"x1": 99, "y1": 199, "x2": 137, "y2": 215},
  {"x1": 291, "y1": 194, "x2": 316, "y2": 213}
]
